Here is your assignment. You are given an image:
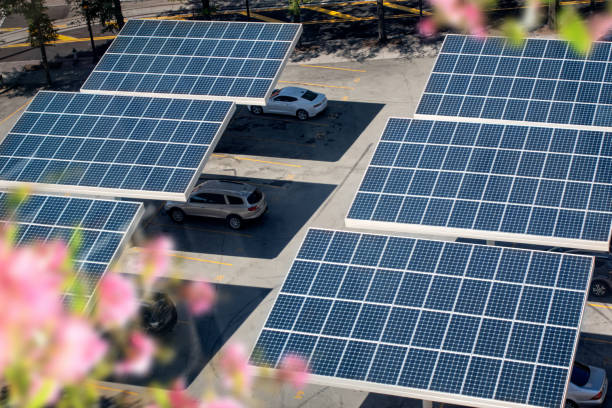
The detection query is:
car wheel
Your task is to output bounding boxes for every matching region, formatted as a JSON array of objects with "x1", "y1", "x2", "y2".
[
  {"x1": 565, "y1": 400, "x2": 578, "y2": 408},
  {"x1": 170, "y1": 208, "x2": 185, "y2": 223},
  {"x1": 591, "y1": 280, "x2": 610, "y2": 297},
  {"x1": 296, "y1": 109, "x2": 308, "y2": 121},
  {"x1": 250, "y1": 106, "x2": 263, "y2": 115},
  {"x1": 227, "y1": 214, "x2": 242, "y2": 230}
]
